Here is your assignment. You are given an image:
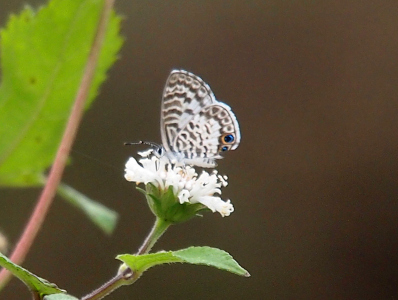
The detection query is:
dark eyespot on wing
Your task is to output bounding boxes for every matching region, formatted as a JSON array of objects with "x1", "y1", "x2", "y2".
[{"x1": 223, "y1": 134, "x2": 234, "y2": 143}]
